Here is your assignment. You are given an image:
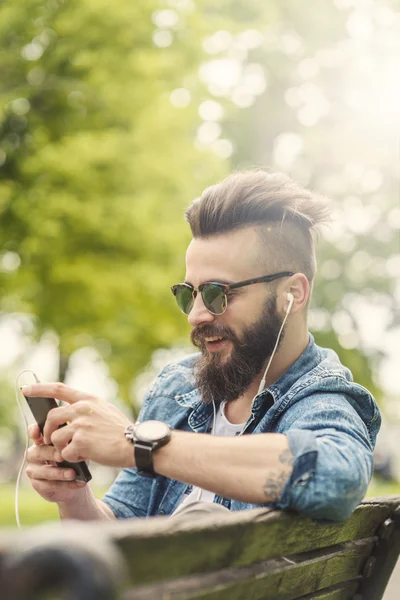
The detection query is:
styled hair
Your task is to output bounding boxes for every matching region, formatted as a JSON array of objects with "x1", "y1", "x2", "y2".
[{"x1": 185, "y1": 170, "x2": 331, "y2": 282}]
